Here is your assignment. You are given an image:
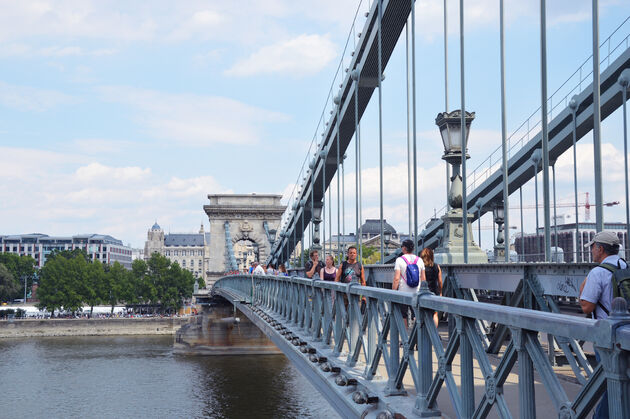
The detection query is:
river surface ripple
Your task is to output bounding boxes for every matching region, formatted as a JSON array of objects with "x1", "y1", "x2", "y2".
[{"x1": 0, "y1": 335, "x2": 339, "y2": 419}]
